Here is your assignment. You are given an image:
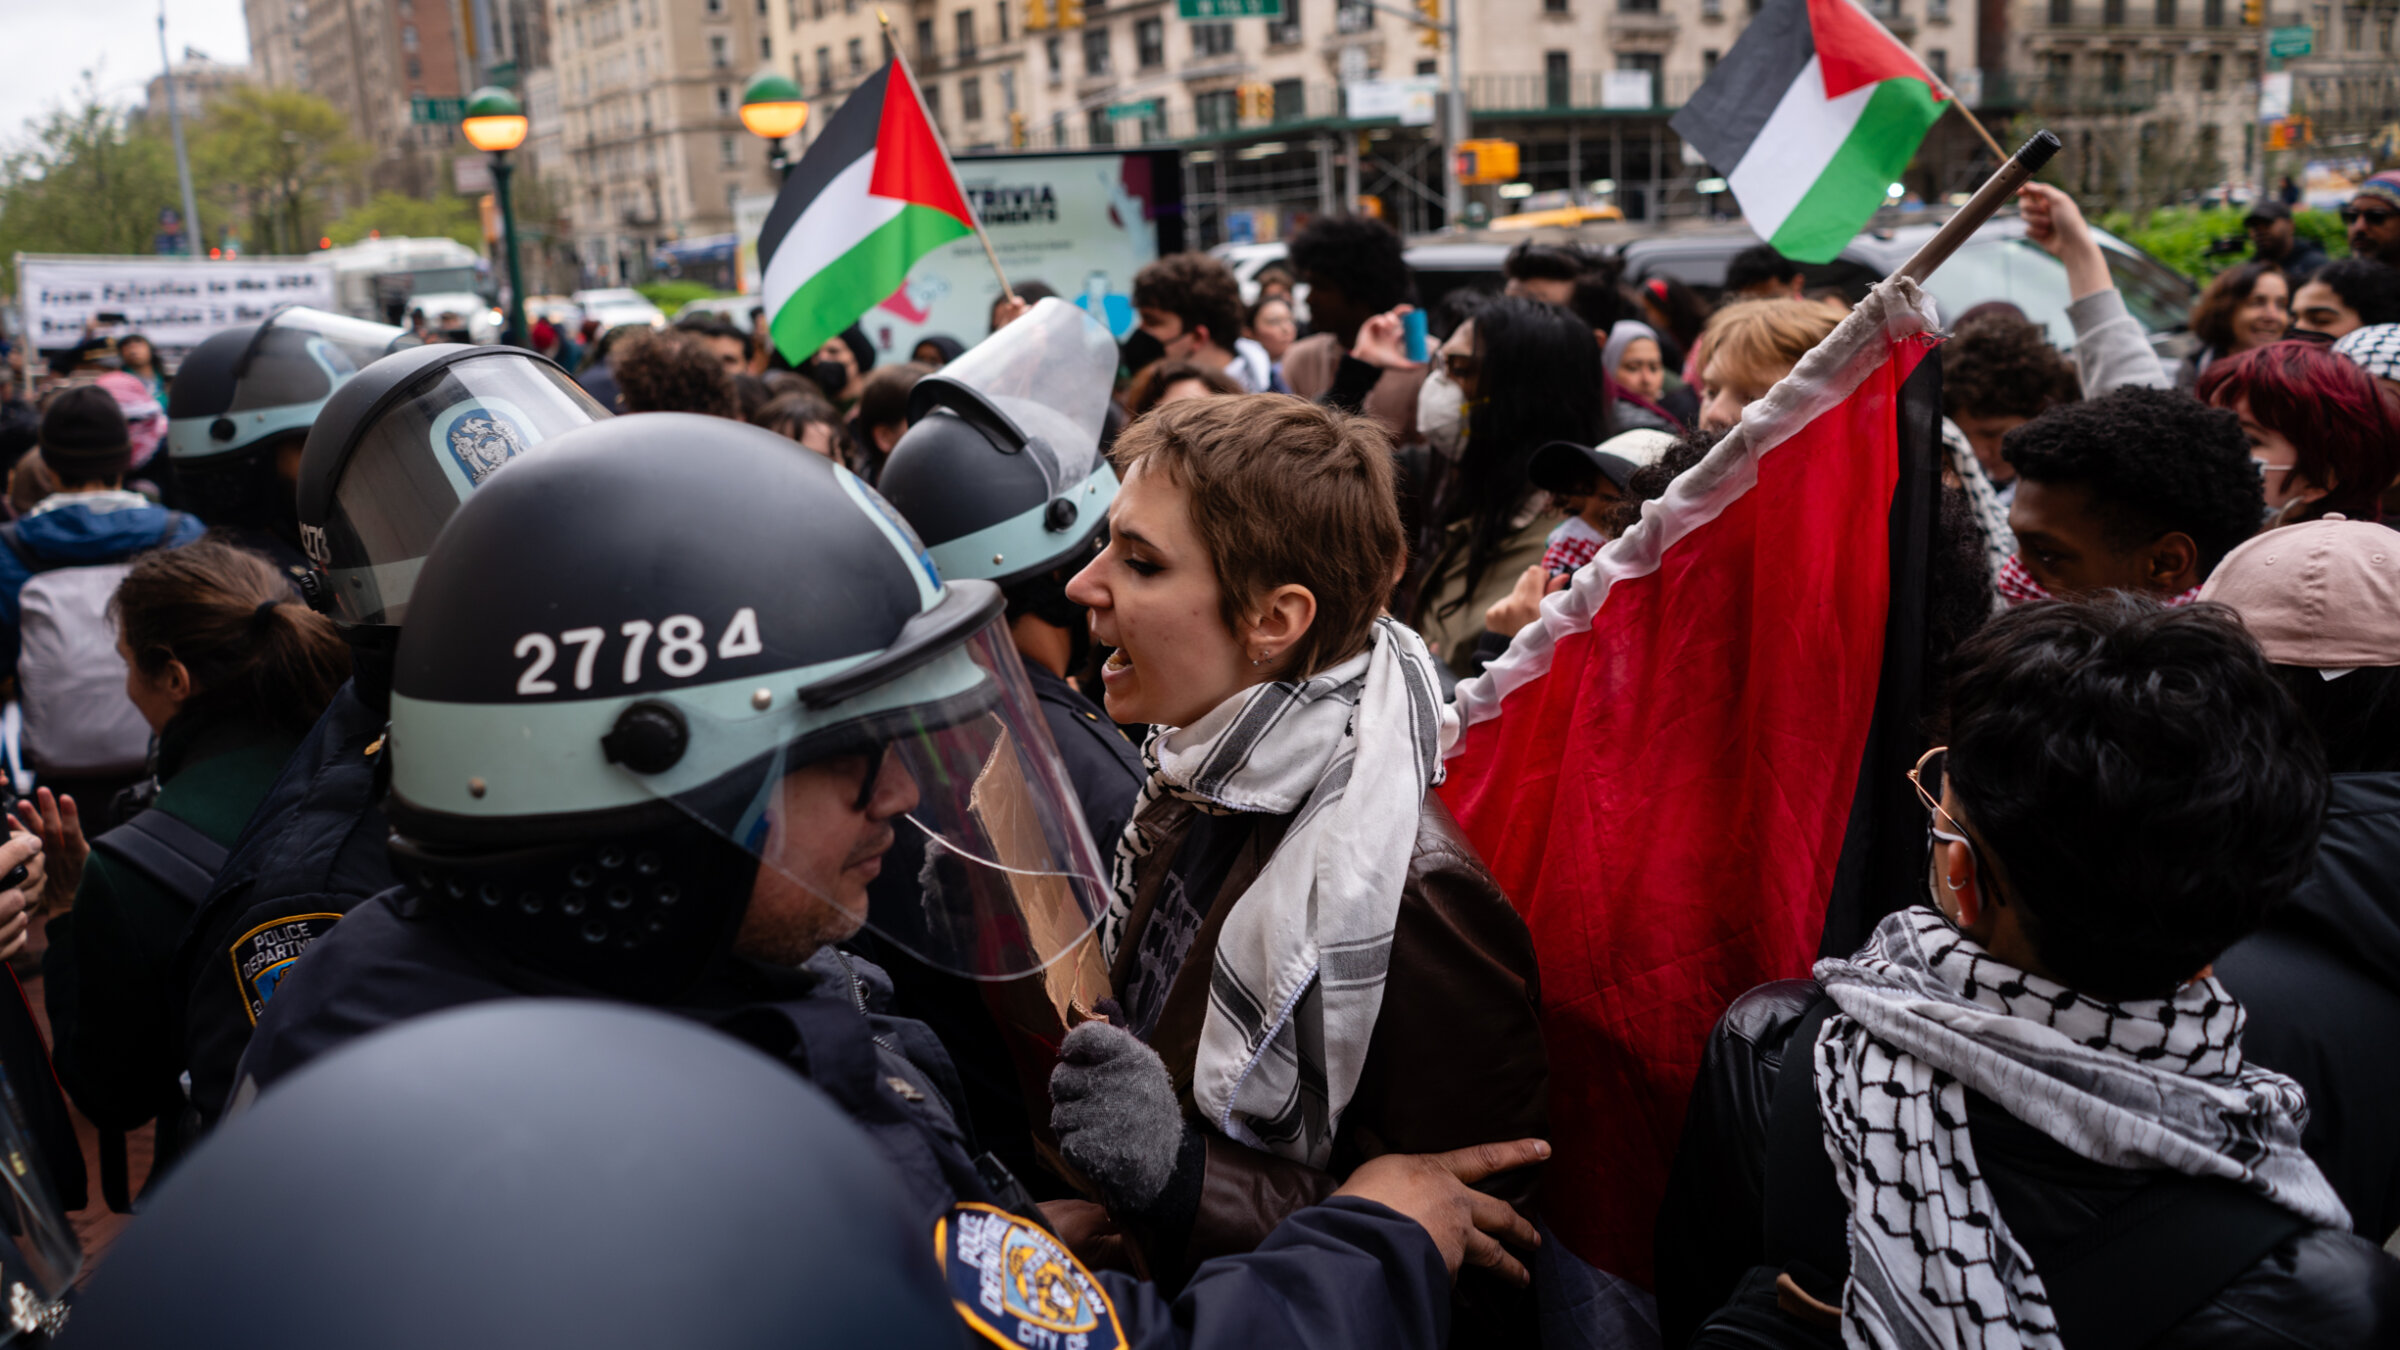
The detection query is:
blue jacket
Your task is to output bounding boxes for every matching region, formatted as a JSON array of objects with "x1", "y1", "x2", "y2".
[
  {"x1": 0, "y1": 490, "x2": 203, "y2": 674},
  {"x1": 237, "y1": 892, "x2": 1458, "y2": 1350}
]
